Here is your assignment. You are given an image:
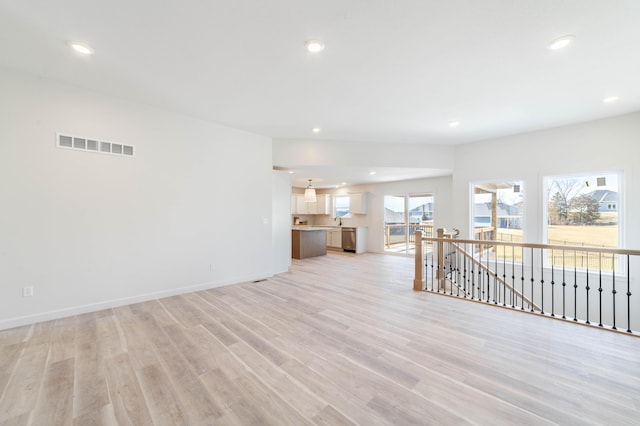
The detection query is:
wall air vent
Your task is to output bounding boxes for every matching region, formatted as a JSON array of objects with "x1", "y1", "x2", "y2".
[{"x1": 57, "y1": 133, "x2": 135, "y2": 157}]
